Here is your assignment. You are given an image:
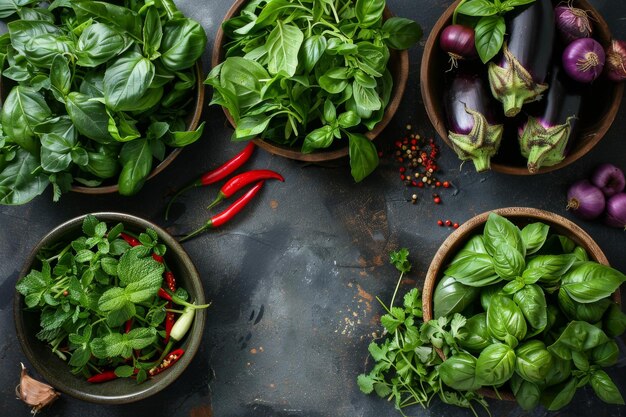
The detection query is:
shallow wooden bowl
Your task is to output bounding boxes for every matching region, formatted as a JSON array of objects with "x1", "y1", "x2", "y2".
[
  {"x1": 422, "y1": 207, "x2": 619, "y2": 401},
  {"x1": 212, "y1": 0, "x2": 409, "y2": 162},
  {"x1": 420, "y1": 0, "x2": 623, "y2": 175}
]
